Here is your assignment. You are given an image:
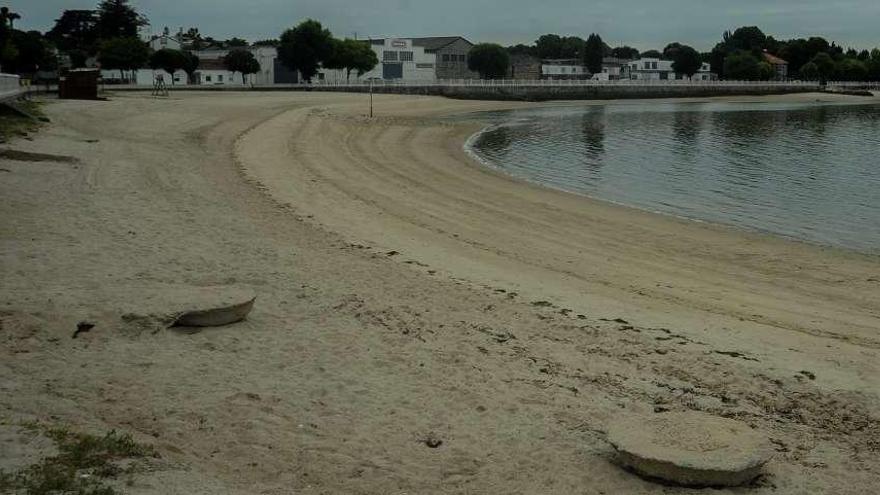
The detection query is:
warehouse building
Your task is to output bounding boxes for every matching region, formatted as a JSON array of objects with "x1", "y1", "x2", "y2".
[{"x1": 320, "y1": 36, "x2": 478, "y2": 82}]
